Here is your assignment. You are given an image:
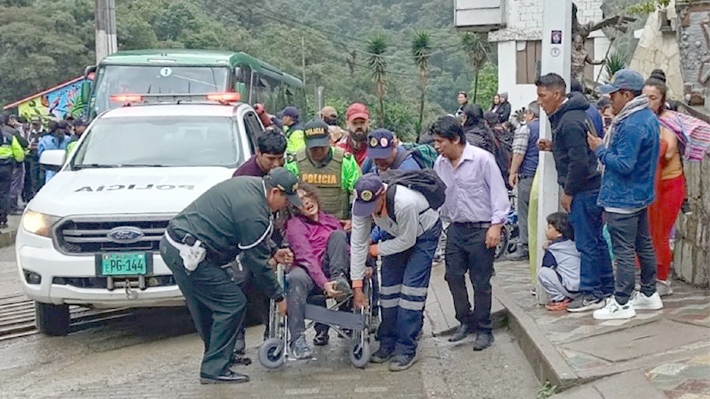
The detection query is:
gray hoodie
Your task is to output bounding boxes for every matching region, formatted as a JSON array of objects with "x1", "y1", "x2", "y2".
[{"x1": 546, "y1": 239, "x2": 581, "y2": 292}]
